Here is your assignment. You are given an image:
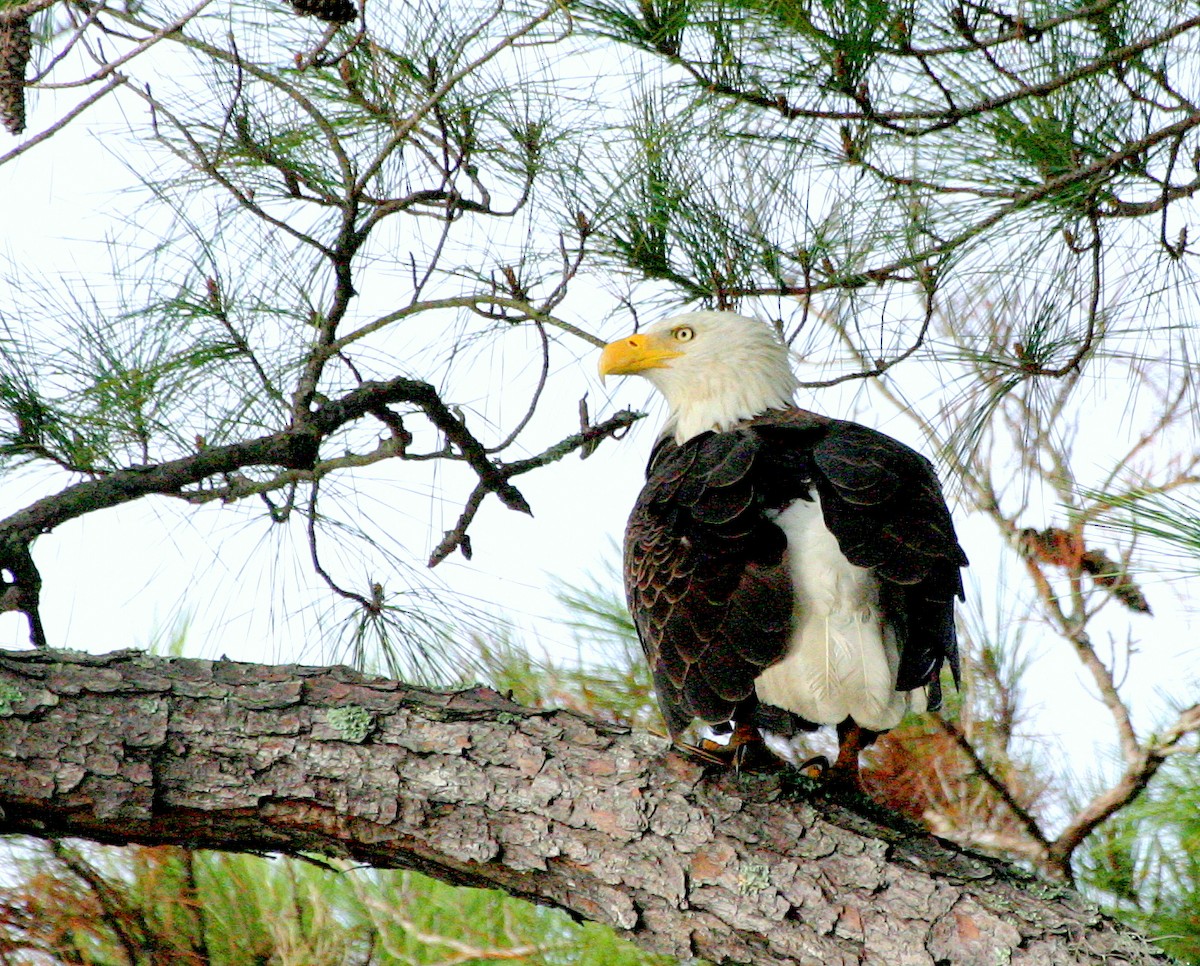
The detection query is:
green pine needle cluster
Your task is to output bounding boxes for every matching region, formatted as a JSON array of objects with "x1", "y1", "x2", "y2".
[
  {"x1": 0, "y1": 842, "x2": 669, "y2": 966},
  {"x1": 1078, "y1": 756, "x2": 1200, "y2": 965}
]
